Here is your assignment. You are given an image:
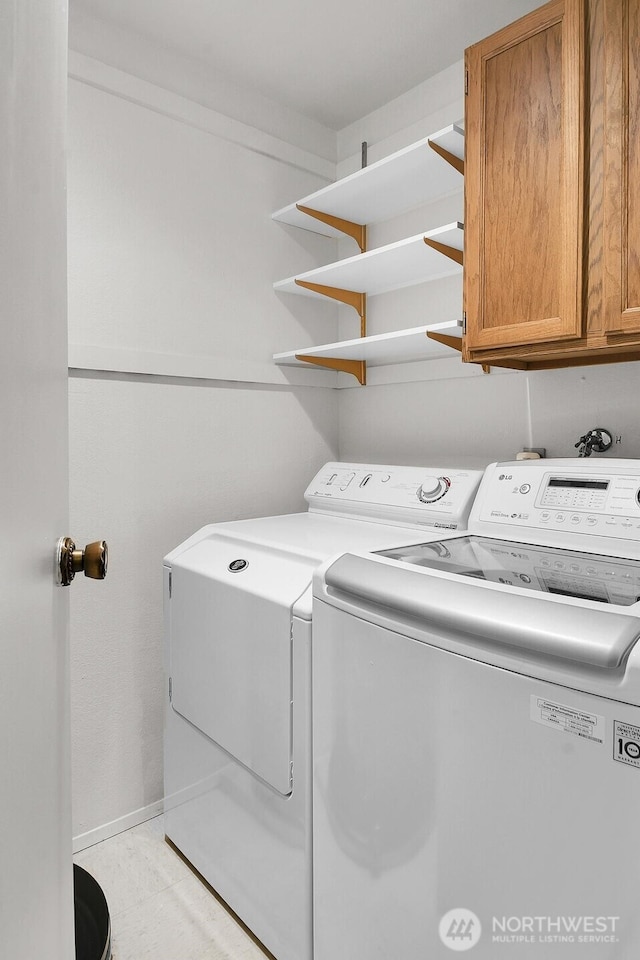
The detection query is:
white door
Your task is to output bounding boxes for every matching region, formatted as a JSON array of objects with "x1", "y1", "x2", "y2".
[{"x1": 1, "y1": 1, "x2": 74, "y2": 957}]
